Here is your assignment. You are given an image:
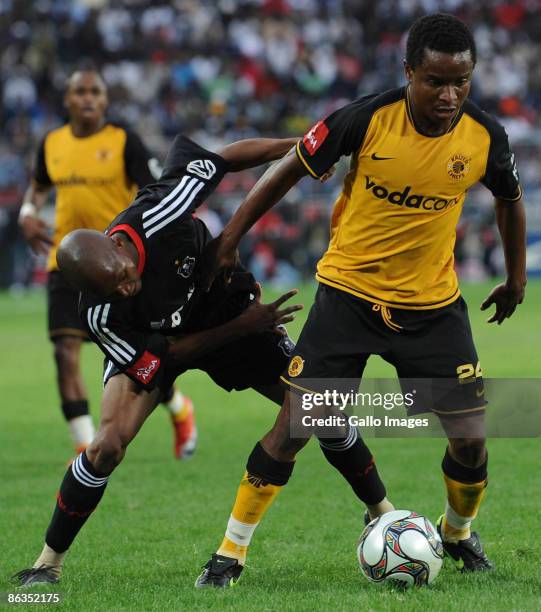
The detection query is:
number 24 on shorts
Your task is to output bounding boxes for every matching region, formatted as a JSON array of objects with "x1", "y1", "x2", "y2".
[{"x1": 456, "y1": 361, "x2": 482, "y2": 384}]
